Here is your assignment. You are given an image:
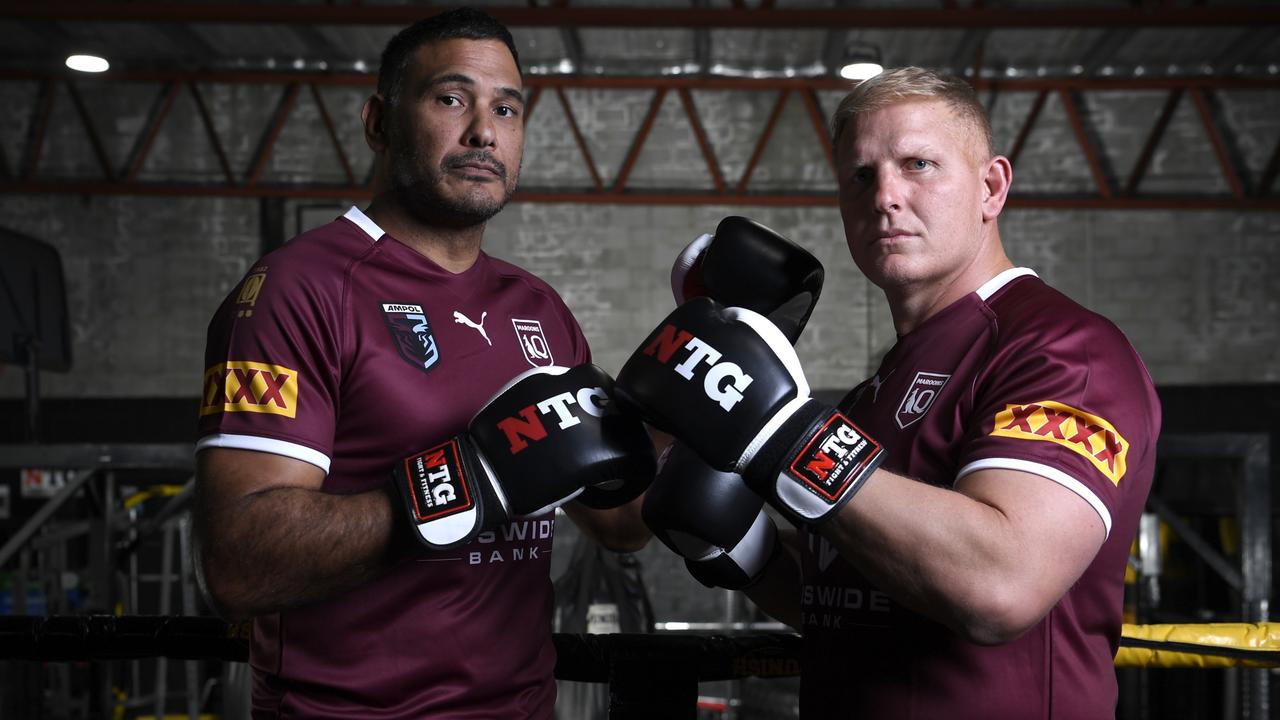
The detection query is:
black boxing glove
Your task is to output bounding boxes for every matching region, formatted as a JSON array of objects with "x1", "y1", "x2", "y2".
[
  {"x1": 670, "y1": 216, "x2": 824, "y2": 344},
  {"x1": 616, "y1": 298, "x2": 884, "y2": 526},
  {"x1": 650, "y1": 217, "x2": 823, "y2": 576},
  {"x1": 643, "y1": 443, "x2": 779, "y2": 589},
  {"x1": 393, "y1": 364, "x2": 656, "y2": 550}
]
